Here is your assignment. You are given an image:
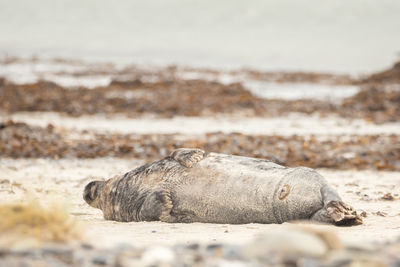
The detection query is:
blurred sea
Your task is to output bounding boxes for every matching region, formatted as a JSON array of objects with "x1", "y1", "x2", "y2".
[{"x1": 0, "y1": 0, "x2": 400, "y2": 73}]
